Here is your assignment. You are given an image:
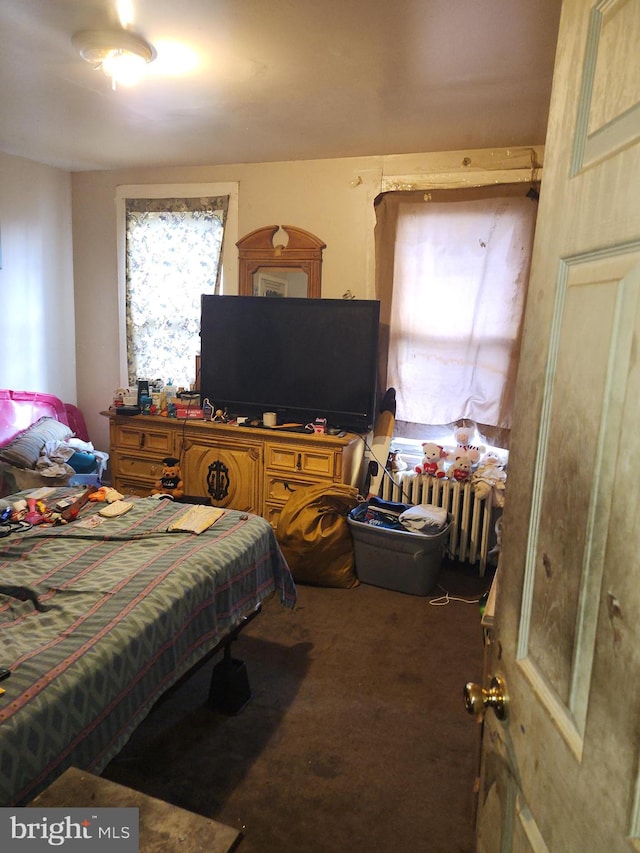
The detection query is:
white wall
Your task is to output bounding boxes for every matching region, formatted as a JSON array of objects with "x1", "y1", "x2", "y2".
[
  {"x1": 71, "y1": 147, "x2": 541, "y2": 451},
  {"x1": 0, "y1": 151, "x2": 76, "y2": 402}
]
